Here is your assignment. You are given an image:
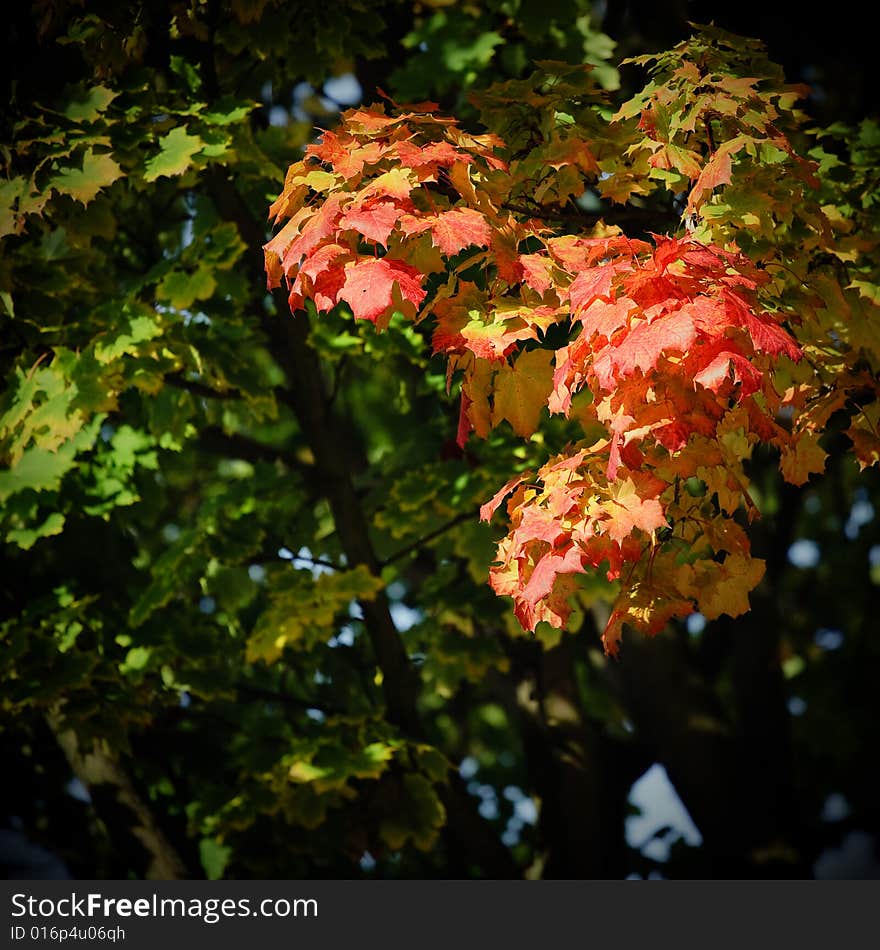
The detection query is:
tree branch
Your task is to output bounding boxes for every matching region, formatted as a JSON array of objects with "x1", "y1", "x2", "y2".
[
  {"x1": 502, "y1": 200, "x2": 678, "y2": 231},
  {"x1": 381, "y1": 509, "x2": 478, "y2": 566},
  {"x1": 47, "y1": 707, "x2": 189, "y2": 880},
  {"x1": 165, "y1": 372, "x2": 244, "y2": 401}
]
